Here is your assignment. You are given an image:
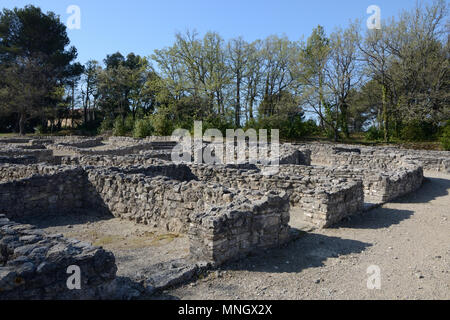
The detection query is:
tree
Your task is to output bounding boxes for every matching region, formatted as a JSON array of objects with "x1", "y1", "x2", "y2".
[
  {"x1": 244, "y1": 40, "x2": 263, "y2": 122},
  {"x1": 227, "y1": 37, "x2": 248, "y2": 126},
  {"x1": 360, "y1": 24, "x2": 393, "y2": 141},
  {"x1": 386, "y1": 0, "x2": 449, "y2": 126},
  {"x1": 325, "y1": 23, "x2": 362, "y2": 139},
  {"x1": 259, "y1": 35, "x2": 295, "y2": 118},
  {"x1": 0, "y1": 57, "x2": 49, "y2": 134},
  {"x1": 0, "y1": 5, "x2": 81, "y2": 134},
  {"x1": 81, "y1": 60, "x2": 101, "y2": 125},
  {"x1": 301, "y1": 26, "x2": 331, "y2": 129}
]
